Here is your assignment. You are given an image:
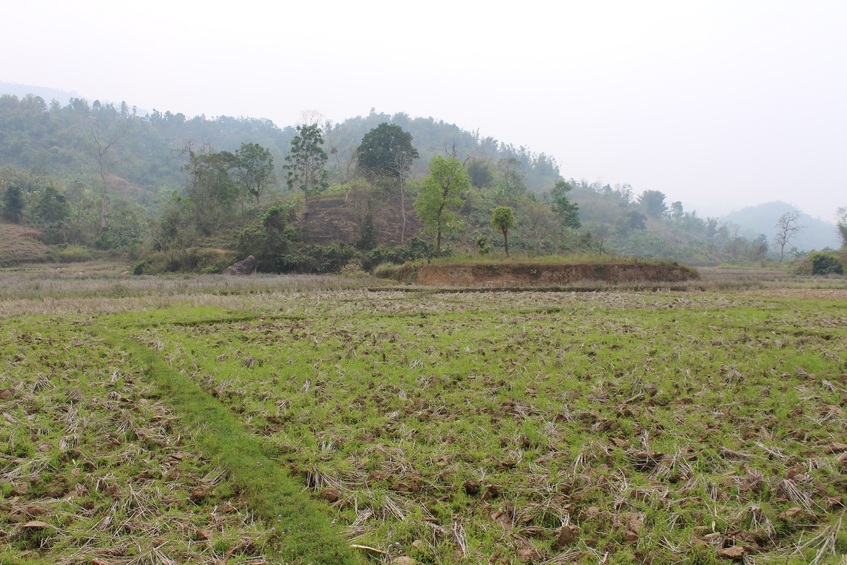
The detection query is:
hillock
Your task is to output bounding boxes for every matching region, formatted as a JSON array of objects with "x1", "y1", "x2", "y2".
[
  {"x1": 377, "y1": 258, "x2": 699, "y2": 287},
  {"x1": 0, "y1": 222, "x2": 51, "y2": 265}
]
